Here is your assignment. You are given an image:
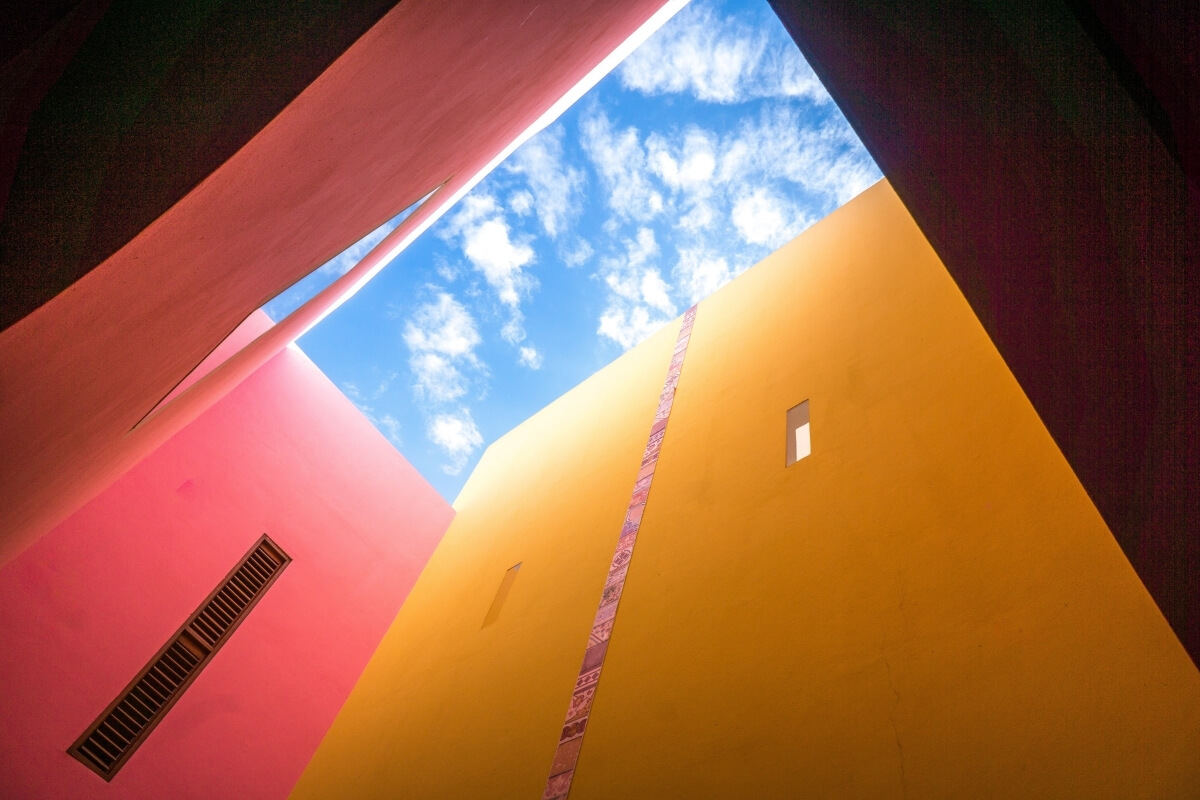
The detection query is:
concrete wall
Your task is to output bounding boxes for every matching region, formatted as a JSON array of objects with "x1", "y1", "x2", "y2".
[
  {"x1": 0, "y1": 326, "x2": 453, "y2": 799},
  {"x1": 291, "y1": 181, "x2": 1200, "y2": 798}
]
